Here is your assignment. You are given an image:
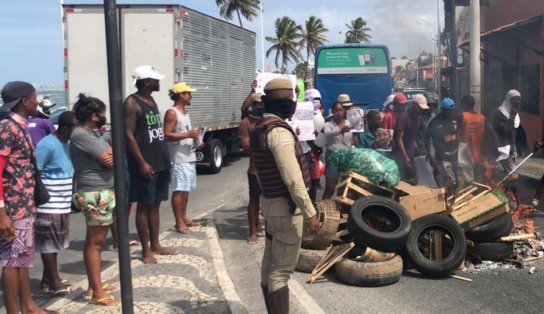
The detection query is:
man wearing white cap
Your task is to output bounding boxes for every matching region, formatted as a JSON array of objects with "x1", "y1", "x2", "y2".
[{"x1": 124, "y1": 65, "x2": 175, "y2": 264}]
